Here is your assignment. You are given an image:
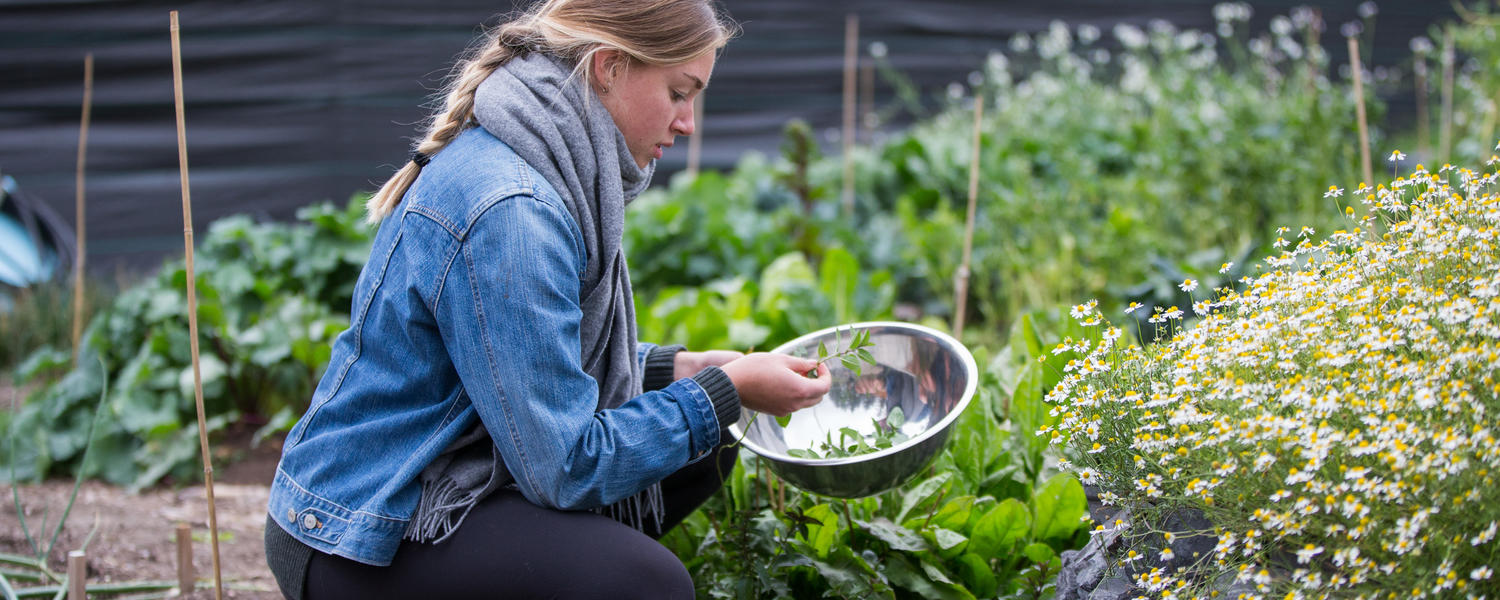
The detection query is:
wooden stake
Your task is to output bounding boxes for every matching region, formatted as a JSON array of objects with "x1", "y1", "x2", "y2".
[
  {"x1": 1415, "y1": 52, "x2": 1430, "y2": 157},
  {"x1": 1440, "y1": 27, "x2": 1455, "y2": 163},
  {"x1": 841, "y1": 14, "x2": 859, "y2": 217},
  {"x1": 71, "y1": 53, "x2": 93, "y2": 363},
  {"x1": 952, "y1": 97, "x2": 983, "y2": 337},
  {"x1": 67, "y1": 550, "x2": 86, "y2": 600},
  {"x1": 170, "y1": 12, "x2": 224, "y2": 600},
  {"x1": 686, "y1": 92, "x2": 703, "y2": 177},
  {"x1": 1348, "y1": 37, "x2": 1373, "y2": 188},
  {"x1": 176, "y1": 522, "x2": 194, "y2": 596}
]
